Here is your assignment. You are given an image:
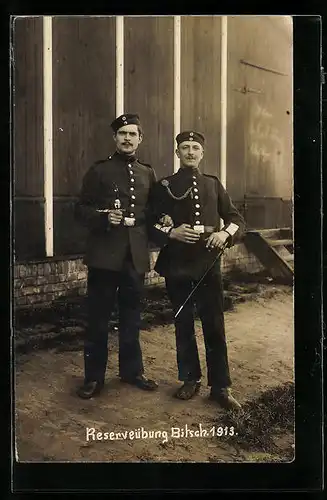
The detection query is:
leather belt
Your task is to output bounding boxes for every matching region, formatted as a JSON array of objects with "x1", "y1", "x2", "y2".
[
  {"x1": 123, "y1": 216, "x2": 145, "y2": 227},
  {"x1": 193, "y1": 225, "x2": 216, "y2": 234}
]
